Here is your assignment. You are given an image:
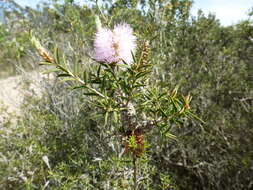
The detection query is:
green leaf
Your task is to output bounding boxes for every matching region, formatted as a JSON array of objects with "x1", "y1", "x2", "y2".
[
  {"x1": 164, "y1": 133, "x2": 177, "y2": 140},
  {"x1": 59, "y1": 77, "x2": 76, "y2": 82},
  {"x1": 39, "y1": 61, "x2": 53, "y2": 65},
  {"x1": 133, "y1": 84, "x2": 146, "y2": 88},
  {"x1": 83, "y1": 92, "x2": 100, "y2": 96},
  {"x1": 105, "y1": 67, "x2": 117, "y2": 80},
  {"x1": 187, "y1": 111, "x2": 206, "y2": 124},
  {"x1": 73, "y1": 58, "x2": 79, "y2": 75},
  {"x1": 128, "y1": 135, "x2": 137, "y2": 148},
  {"x1": 97, "y1": 65, "x2": 101, "y2": 77},
  {"x1": 113, "y1": 111, "x2": 118, "y2": 123},
  {"x1": 104, "y1": 112, "x2": 109, "y2": 126},
  {"x1": 131, "y1": 51, "x2": 136, "y2": 63},
  {"x1": 159, "y1": 108, "x2": 168, "y2": 118},
  {"x1": 141, "y1": 64, "x2": 153, "y2": 68},
  {"x1": 171, "y1": 99, "x2": 180, "y2": 112},
  {"x1": 57, "y1": 73, "x2": 71, "y2": 77},
  {"x1": 54, "y1": 46, "x2": 60, "y2": 64},
  {"x1": 72, "y1": 85, "x2": 85, "y2": 90},
  {"x1": 135, "y1": 71, "x2": 151, "y2": 79},
  {"x1": 42, "y1": 68, "x2": 60, "y2": 74},
  {"x1": 171, "y1": 118, "x2": 183, "y2": 125},
  {"x1": 83, "y1": 71, "x2": 88, "y2": 82},
  {"x1": 158, "y1": 92, "x2": 167, "y2": 99},
  {"x1": 118, "y1": 63, "x2": 131, "y2": 69},
  {"x1": 56, "y1": 65, "x2": 68, "y2": 73},
  {"x1": 127, "y1": 67, "x2": 135, "y2": 75},
  {"x1": 97, "y1": 61, "x2": 109, "y2": 68}
]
